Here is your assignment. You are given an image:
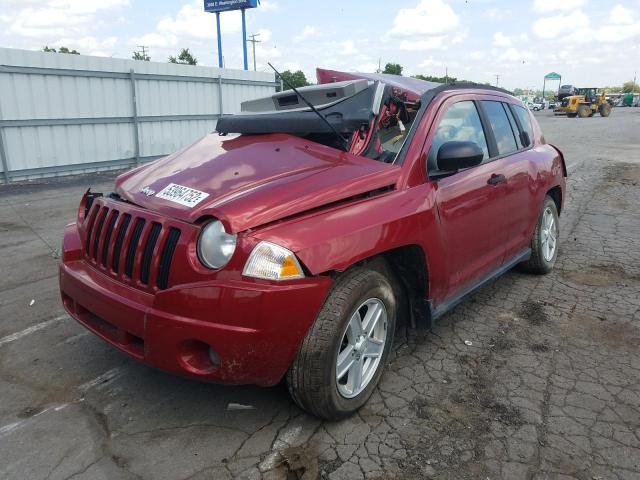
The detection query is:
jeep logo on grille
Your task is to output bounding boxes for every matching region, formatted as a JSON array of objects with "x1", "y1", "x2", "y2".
[{"x1": 140, "y1": 186, "x2": 156, "y2": 196}]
